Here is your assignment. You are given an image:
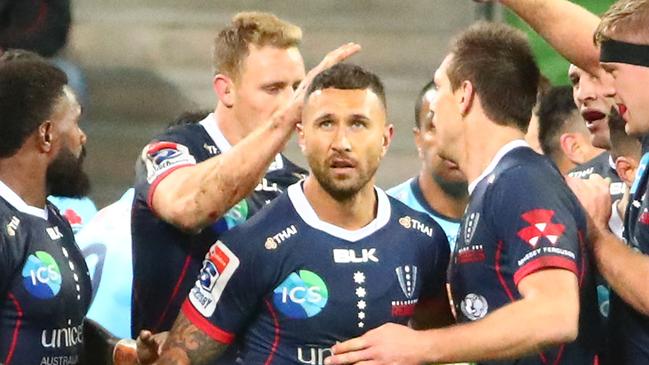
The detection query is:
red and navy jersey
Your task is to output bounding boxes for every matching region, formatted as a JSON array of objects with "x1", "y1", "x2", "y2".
[
  {"x1": 612, "y1": 151, "x2": 649, "y2": 364},
  {"x1": 0, "y1": 181, "x2": 92, "y2": 365},
  {"x1": 131, "y1": 113, "x2": 306, "y2": 337},
  {"x1": 449, "y1": 141, "x2": 601, "y2": 365},
  {"x1": 182, "y1": 183, "x2": 450, "y2": 364}
]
